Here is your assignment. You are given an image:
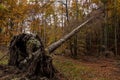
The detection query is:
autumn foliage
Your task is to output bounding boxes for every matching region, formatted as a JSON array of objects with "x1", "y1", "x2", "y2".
[{"x1": 0, "y1": 0, "x2": 120, "y2": 57}]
